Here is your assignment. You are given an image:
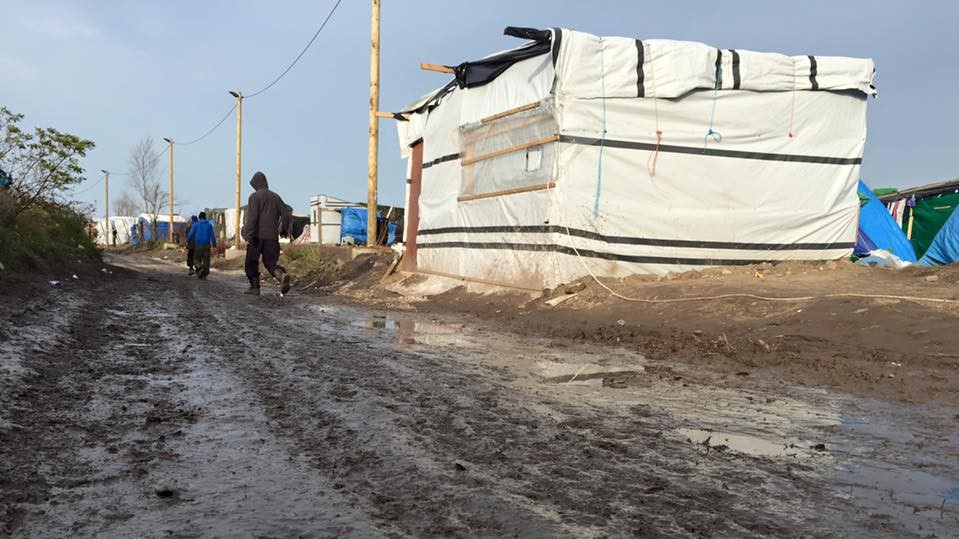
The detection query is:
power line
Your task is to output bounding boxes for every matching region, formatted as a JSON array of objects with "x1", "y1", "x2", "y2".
[
  {"x1": 245, "y1": 0, "x2": 343, "y2": 99},
  {"x1": 175, "y1": 103, "x2": 238, "y2": 146},
  {"x1": 72, "y1": 176, "x2": 102, "y2": 194},
  {"x1": 72, "y1": 171, "x2": 135, "y2": 195}
]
